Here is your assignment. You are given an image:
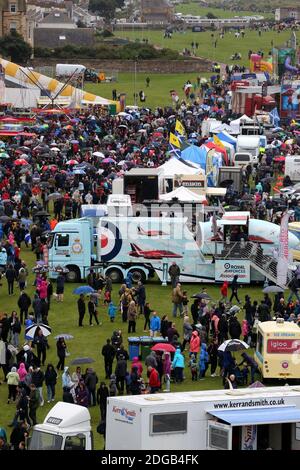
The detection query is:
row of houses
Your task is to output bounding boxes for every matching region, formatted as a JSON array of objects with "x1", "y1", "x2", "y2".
[{"x1": 0, "y1": 0, "x2": 101, "y2": 48}]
